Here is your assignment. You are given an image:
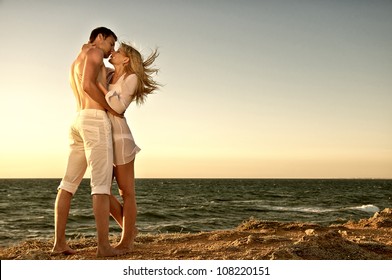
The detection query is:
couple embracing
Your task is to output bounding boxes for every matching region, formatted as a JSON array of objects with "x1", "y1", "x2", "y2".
[{"x1": 52, "y1": 27, "x2": 160, "y2": 257}]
